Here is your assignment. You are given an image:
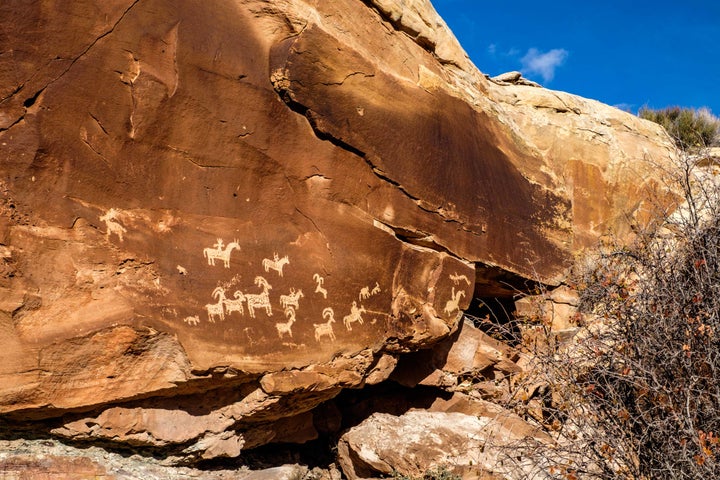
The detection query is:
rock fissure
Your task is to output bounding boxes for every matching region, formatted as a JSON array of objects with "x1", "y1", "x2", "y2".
[
  {"x1": 0, "y1": 83, "x2": 26, "y2": 105},
  {"x1": 0, "y1": 114, "x2": 25, "y2": 134},
  {"x1": 80, "y1": 136, "x2": 111, "y2": 167},
  {"x1": 319, "y1": 71, "x2": 375, "y2": 86}
]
